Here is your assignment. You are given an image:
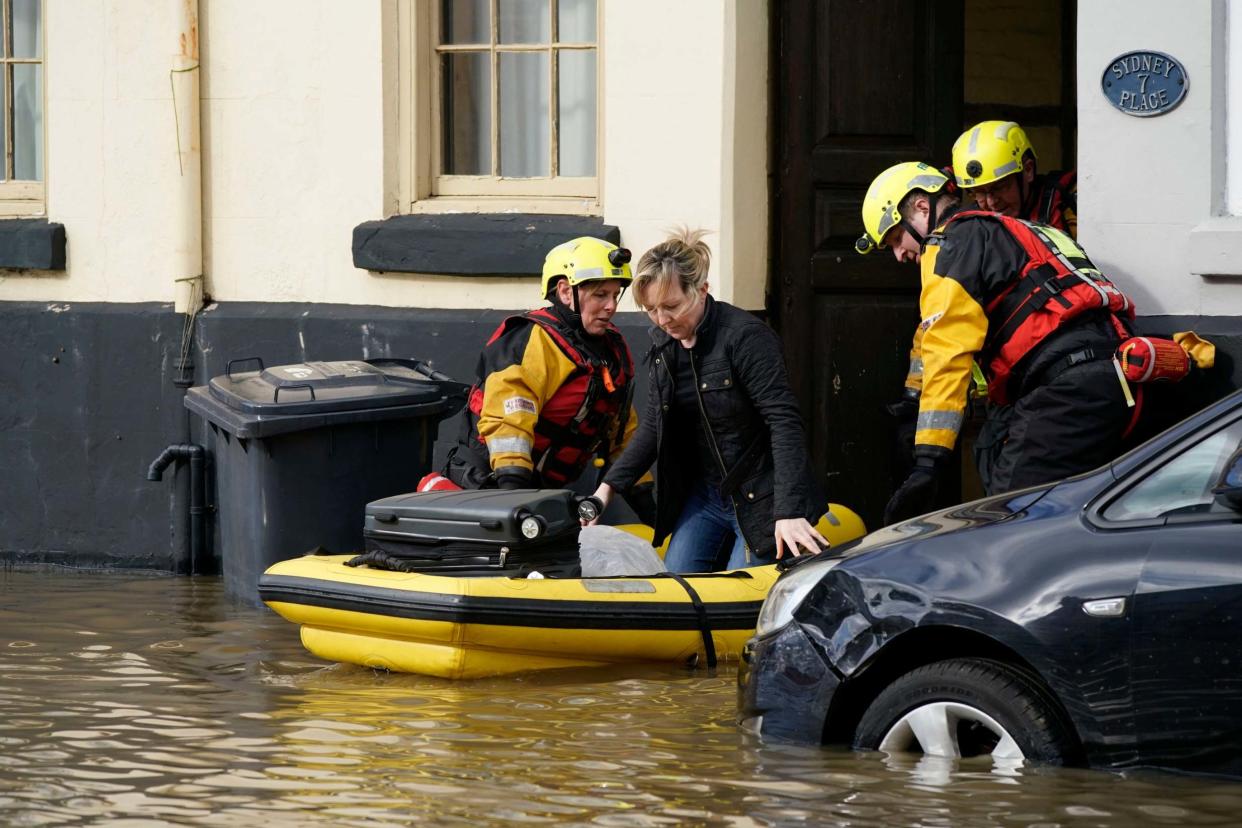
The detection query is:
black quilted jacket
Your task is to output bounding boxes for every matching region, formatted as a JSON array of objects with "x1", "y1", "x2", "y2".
[{"x1": 605, "y1": 296, "x2": 821, "y2": 561}]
